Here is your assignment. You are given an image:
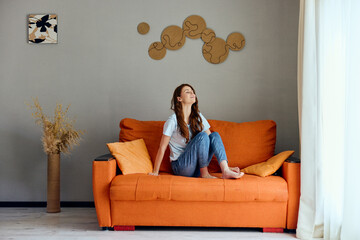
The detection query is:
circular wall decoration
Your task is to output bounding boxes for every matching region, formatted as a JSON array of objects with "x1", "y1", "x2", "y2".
[
  {"x1": 183, "y1": 15, "x2": 207, "y2": 39},
  {"x1": 202, "y1": 37, "x2": 229, "y2": 64},
  {"x1": 137, "y1": 22, "x2": 150, "y2": 35},
  {"x1": 147, "y1": 15, "x2": 245, "y2": 64},
  {"x1": 201, "y1": 28, "x2": 216, "y2": 43},
  {"x1": 148, "y1": 42, "x2": 166, "y2": 60},
  {"x1": 226, "y1": 32, "x2": 245, "y2": 51},
  {"x1": 161, "y1": 25, "x2": 186, "y2": 50}
]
